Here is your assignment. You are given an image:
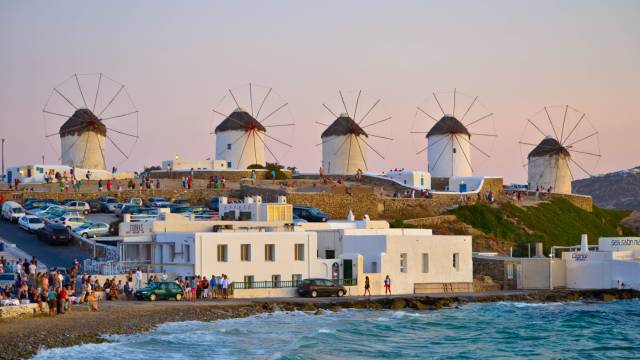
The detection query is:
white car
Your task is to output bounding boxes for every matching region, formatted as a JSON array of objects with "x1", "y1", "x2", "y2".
[
  {"x1": 32, "y1": 205, "x2": 64, "y2": 216},
  {"x1": 18, "y1": 215, "x2": 45, "y2": 232},
  {"x1": 65, "y1": 201, "x2": 90, "y2": 215},
  {"x1": 1, "y1": 201, "x2": 26, "y2": 223},
  {"x1": 53, "y1": 215, "x2": 87, "y2": 230}
]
